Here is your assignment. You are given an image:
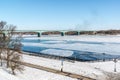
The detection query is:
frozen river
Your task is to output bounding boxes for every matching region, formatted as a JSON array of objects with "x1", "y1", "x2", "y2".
[{"x1": 21, "y1": 35, "x2": 120, "y2": 61}]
